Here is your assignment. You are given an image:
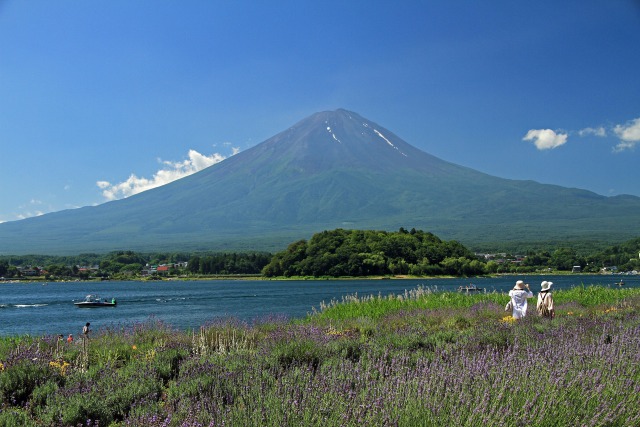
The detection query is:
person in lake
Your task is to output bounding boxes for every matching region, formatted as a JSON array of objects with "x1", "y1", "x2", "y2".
[
  {"x1": 508, "y1": 280, "x2": 533, "y2": 319},
  {"x1": 536, "y1": 281, "x2": 555, "y2": 318}
]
